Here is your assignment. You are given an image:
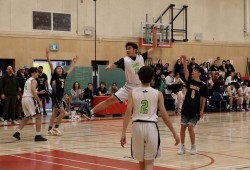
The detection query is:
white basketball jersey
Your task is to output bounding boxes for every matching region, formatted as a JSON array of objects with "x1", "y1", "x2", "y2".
[
  {"x1": 124, "y1": 55, "x2": 145, "y2": 85},
  {"x1": 132, "y1": 87, "x2": 159, "y2": 122},
  {"x1": 23, "y1": 77, "x2": 35, "y2": 97}
]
